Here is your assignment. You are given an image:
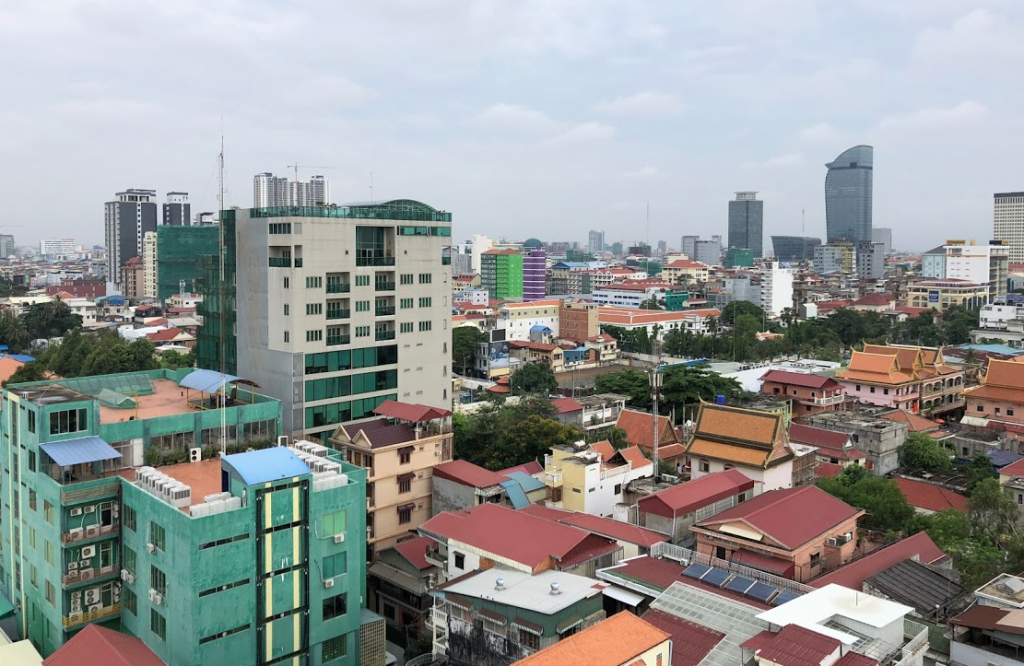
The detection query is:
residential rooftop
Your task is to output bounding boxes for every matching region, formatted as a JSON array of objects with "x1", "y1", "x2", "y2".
[
  {"x1": 438, "y1": 568, "x2": 605, "y2": 615},
  {"x1": 511, "y1": 611, "x2": 670, "y2": 666}
]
